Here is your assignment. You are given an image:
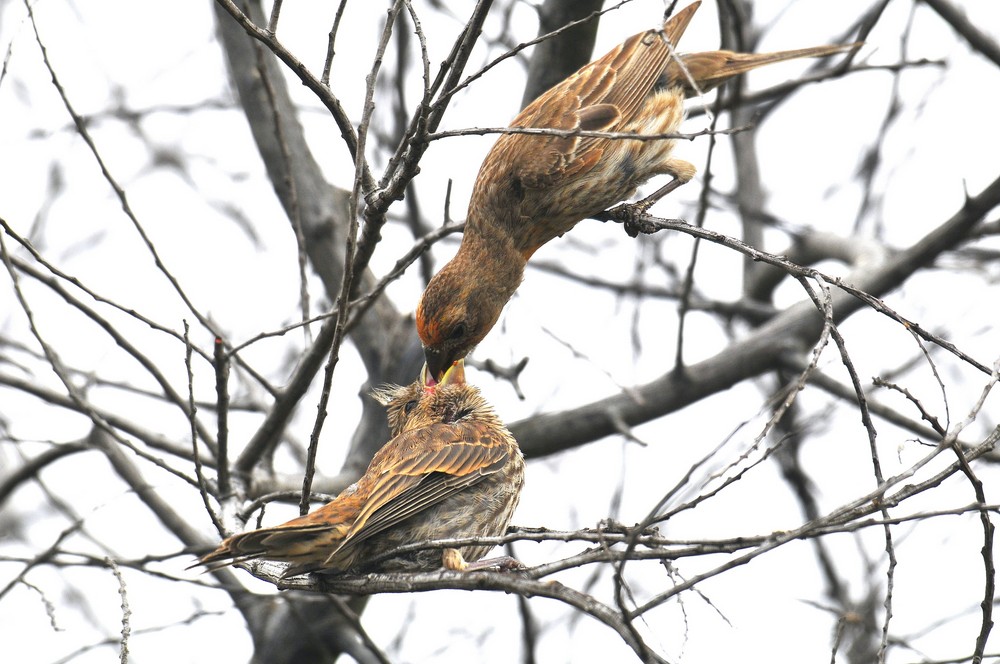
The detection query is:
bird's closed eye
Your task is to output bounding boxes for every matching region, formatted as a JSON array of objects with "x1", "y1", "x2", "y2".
[
  {"x1": 448, "y1": 323, "x2": 467, "y2": 341},
  {"x1": 403, "y1": 400, "x2": 418, "y2": 414},
  {"x1": 451, "y1": 407, "x2": 473, "y2": 422}
]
